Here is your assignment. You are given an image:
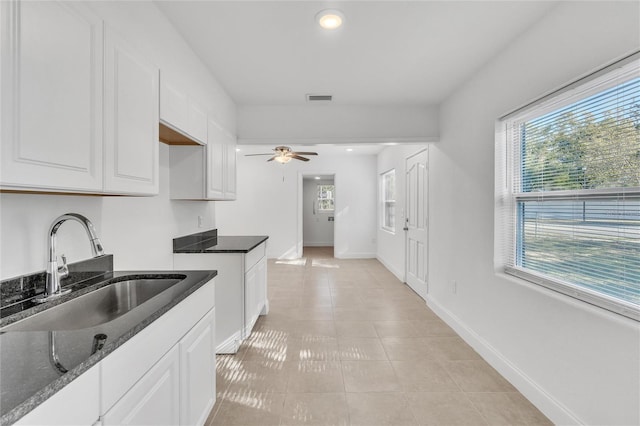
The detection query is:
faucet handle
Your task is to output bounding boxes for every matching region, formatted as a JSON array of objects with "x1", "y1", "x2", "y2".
[{"x1": 58, "y1": 254, "x2": 69, "y2": 279}]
